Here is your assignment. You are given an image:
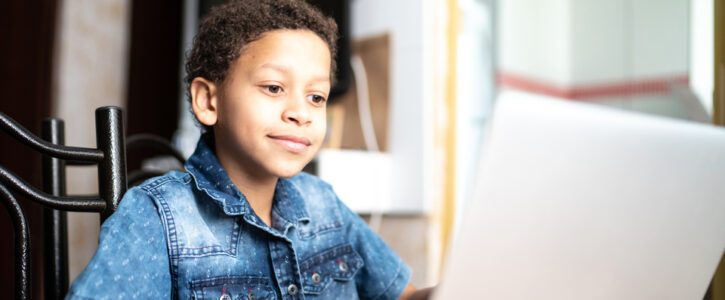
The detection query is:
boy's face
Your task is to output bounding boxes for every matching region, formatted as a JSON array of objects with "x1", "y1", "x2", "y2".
[{"x1": 202, "y1": 29, "x2": 331, "y2": 179}]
